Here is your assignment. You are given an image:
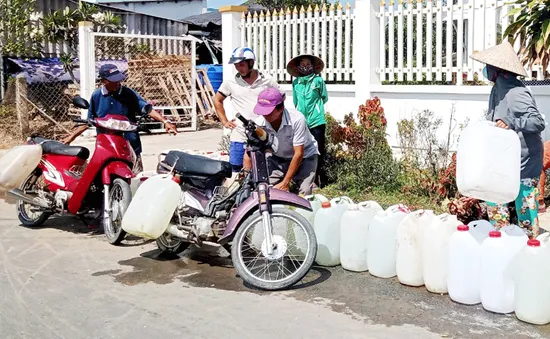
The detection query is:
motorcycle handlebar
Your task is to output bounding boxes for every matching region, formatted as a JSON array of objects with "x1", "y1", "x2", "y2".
[
  {"x1": 235, "y1": 113, "x2": 249, "y2": 126},
  {"x1": 72, "y1": 119, "x2": 90, "y2": 125},
  {"x1": 235, "y1": 113, "x2": 269, "y2": 142}
]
